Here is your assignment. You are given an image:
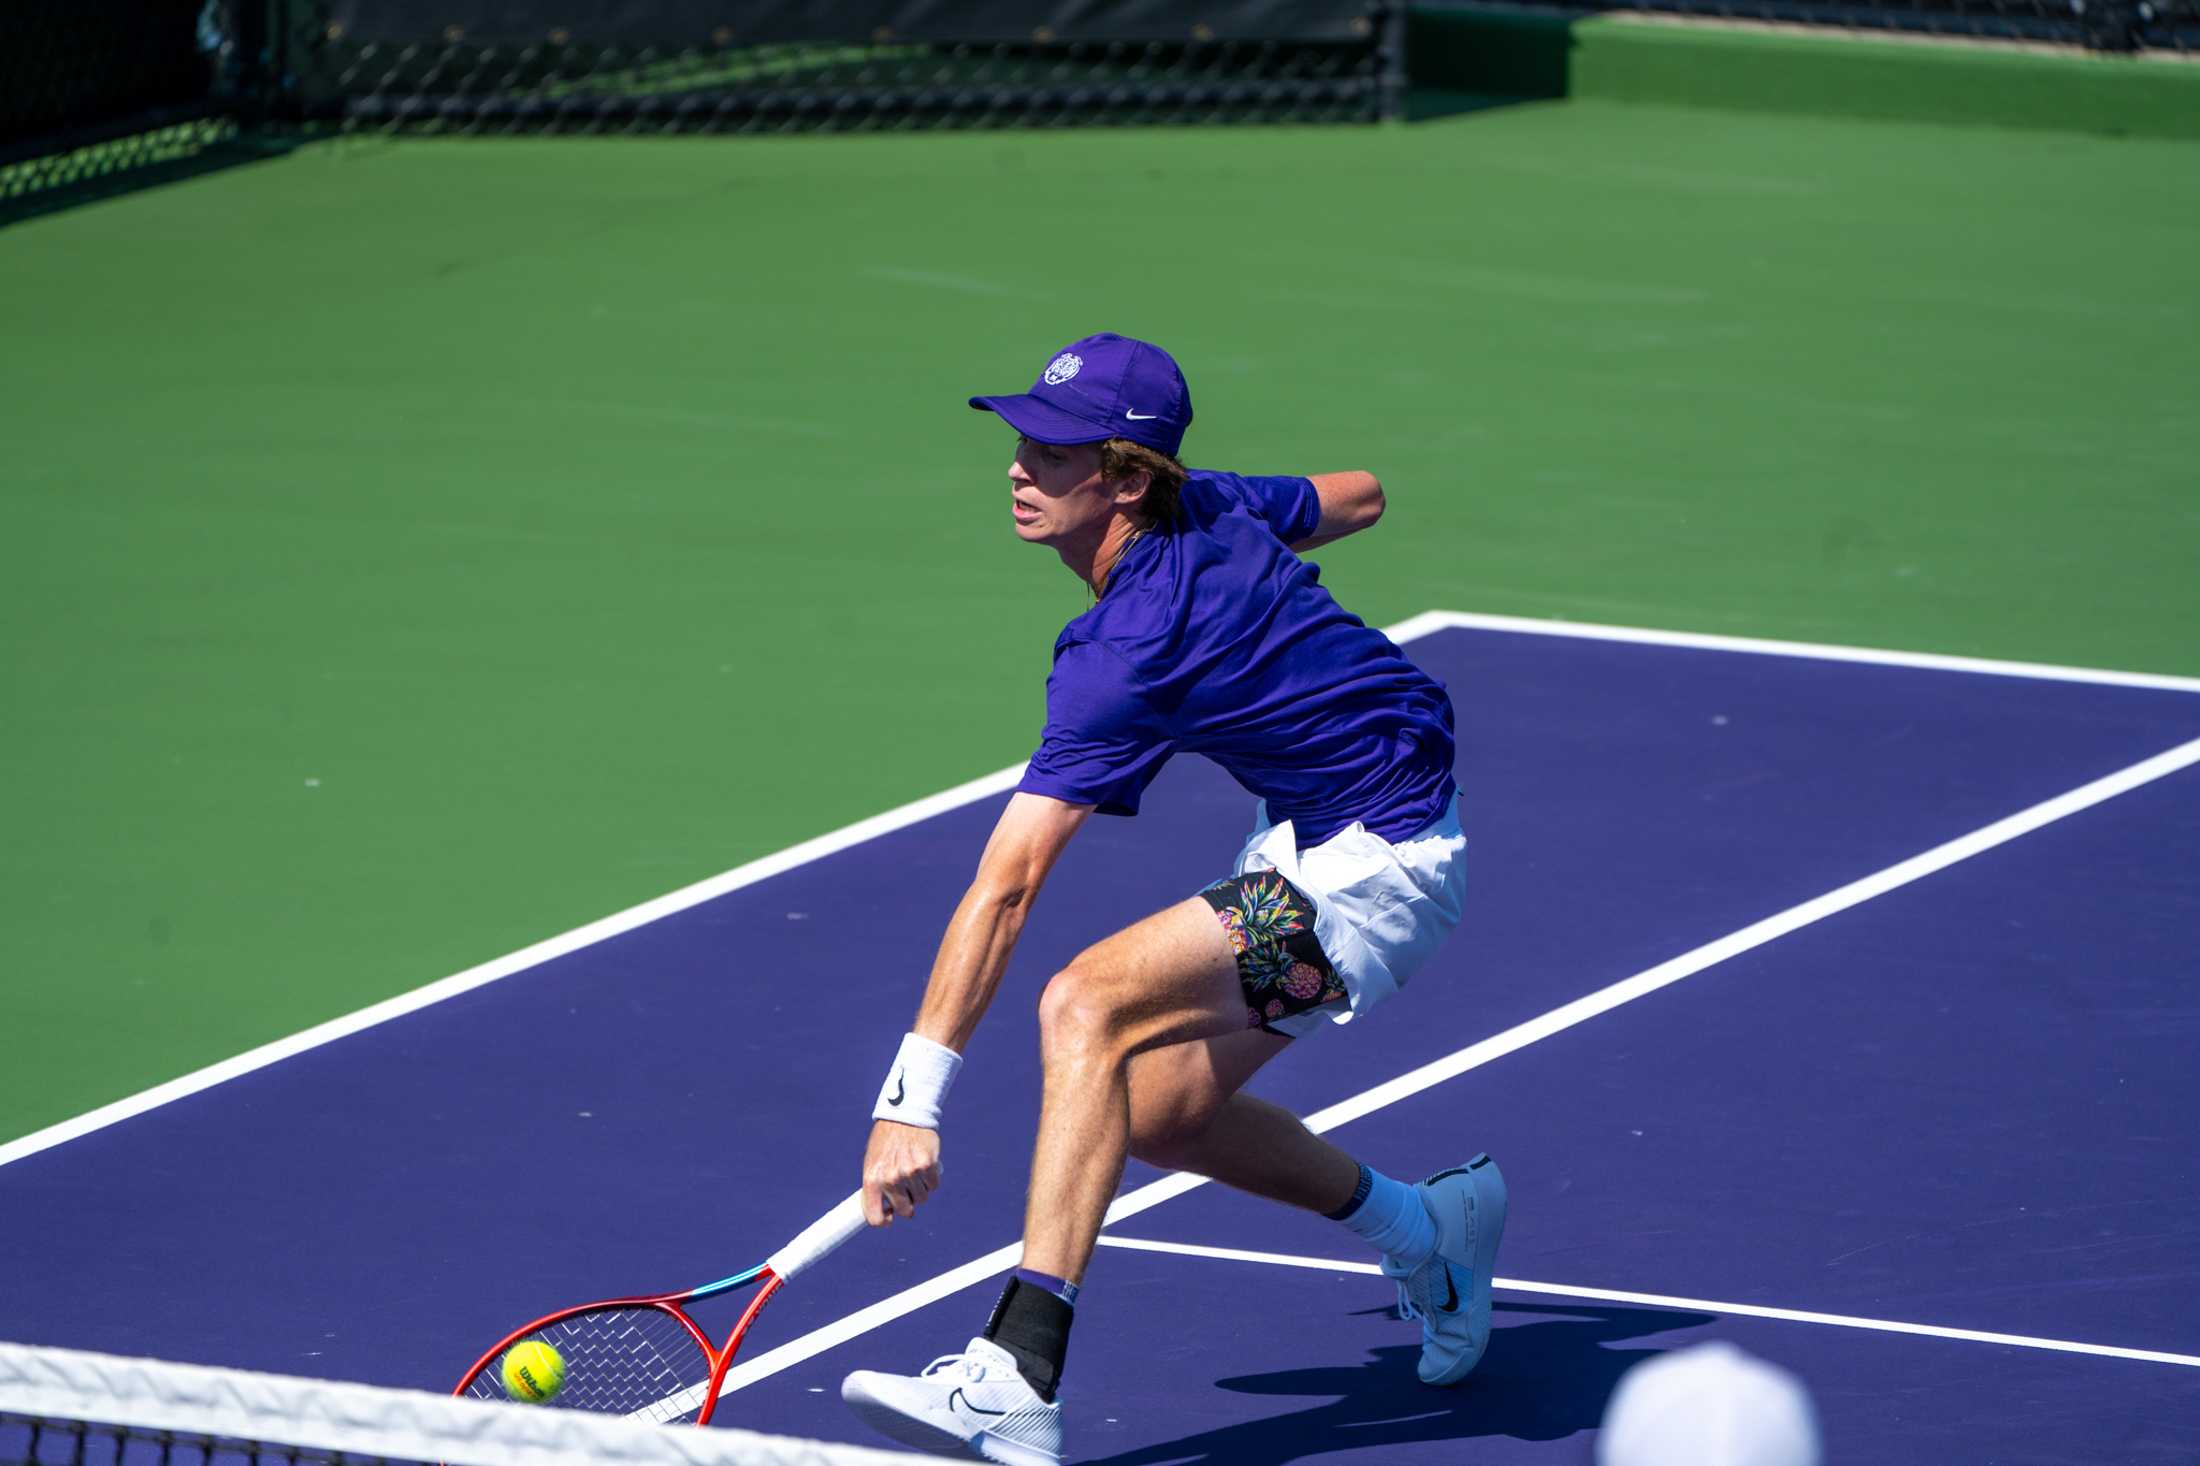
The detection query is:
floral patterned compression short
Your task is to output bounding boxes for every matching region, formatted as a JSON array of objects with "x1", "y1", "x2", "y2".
[{"x1": 1197, "y1": 870, "x2": 1349, "y2": 1034}]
